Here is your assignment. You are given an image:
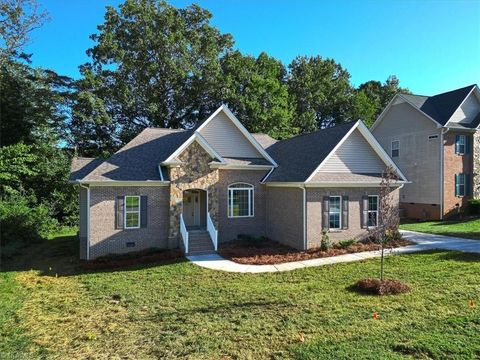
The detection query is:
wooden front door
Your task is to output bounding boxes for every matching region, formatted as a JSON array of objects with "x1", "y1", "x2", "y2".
[{"x1": 183, "y1": 190, "x2": 200, "y2": 227}]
